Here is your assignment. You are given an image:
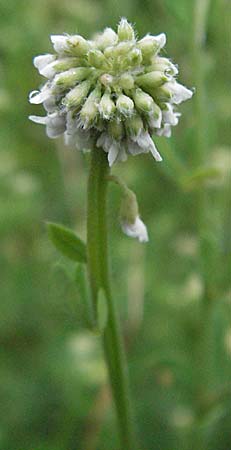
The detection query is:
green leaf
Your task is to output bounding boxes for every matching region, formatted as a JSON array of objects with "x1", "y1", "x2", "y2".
[
  {"x1": 181, "y1": 167, "x2": 222, "y2": 191},
  {"x1": 47, "y1": 222, "x2": 87, "y2": 263},
  {"x1": 97, "y1": 289, "x2": 108, "y2": 333}
]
